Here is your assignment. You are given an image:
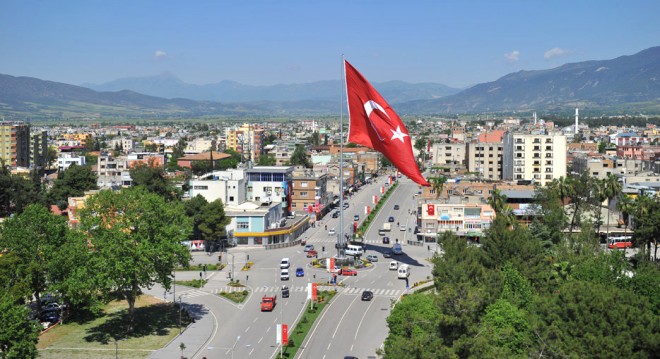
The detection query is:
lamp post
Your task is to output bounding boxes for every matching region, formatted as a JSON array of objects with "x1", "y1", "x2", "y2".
[
  {"x1": 226, "y1": 253, "x2": 235, "y2": 280},
  {"x1": 178, "y1": 295, "x2": 184, "y2": 334},
  {"x1": 114, "y1": 338, "x2": 124, "y2": 359}
]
